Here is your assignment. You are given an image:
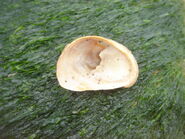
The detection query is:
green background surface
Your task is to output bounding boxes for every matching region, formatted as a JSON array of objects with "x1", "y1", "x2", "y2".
[{"x1": 0, "y1": 0, "x2": 185, "y2": 138}]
